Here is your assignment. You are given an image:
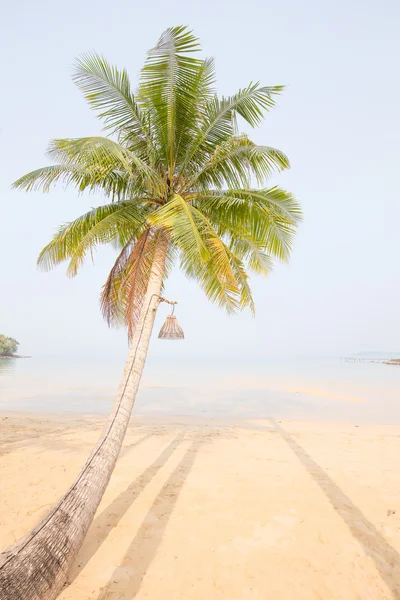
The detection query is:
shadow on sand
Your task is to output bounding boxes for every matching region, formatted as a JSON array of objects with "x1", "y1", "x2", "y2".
[
  {"x1": 67, "y1": 432, "x2": 185, "y2": 584},
  {"x1": 270, "y1": 418, "x2": 400, "y2": 598},
  {"x1": 119, "y1": 432, "x2": 158, "y2": 458},
  {"x1": 95, "y1": 437, "x2": 203, "y2": 599}
]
